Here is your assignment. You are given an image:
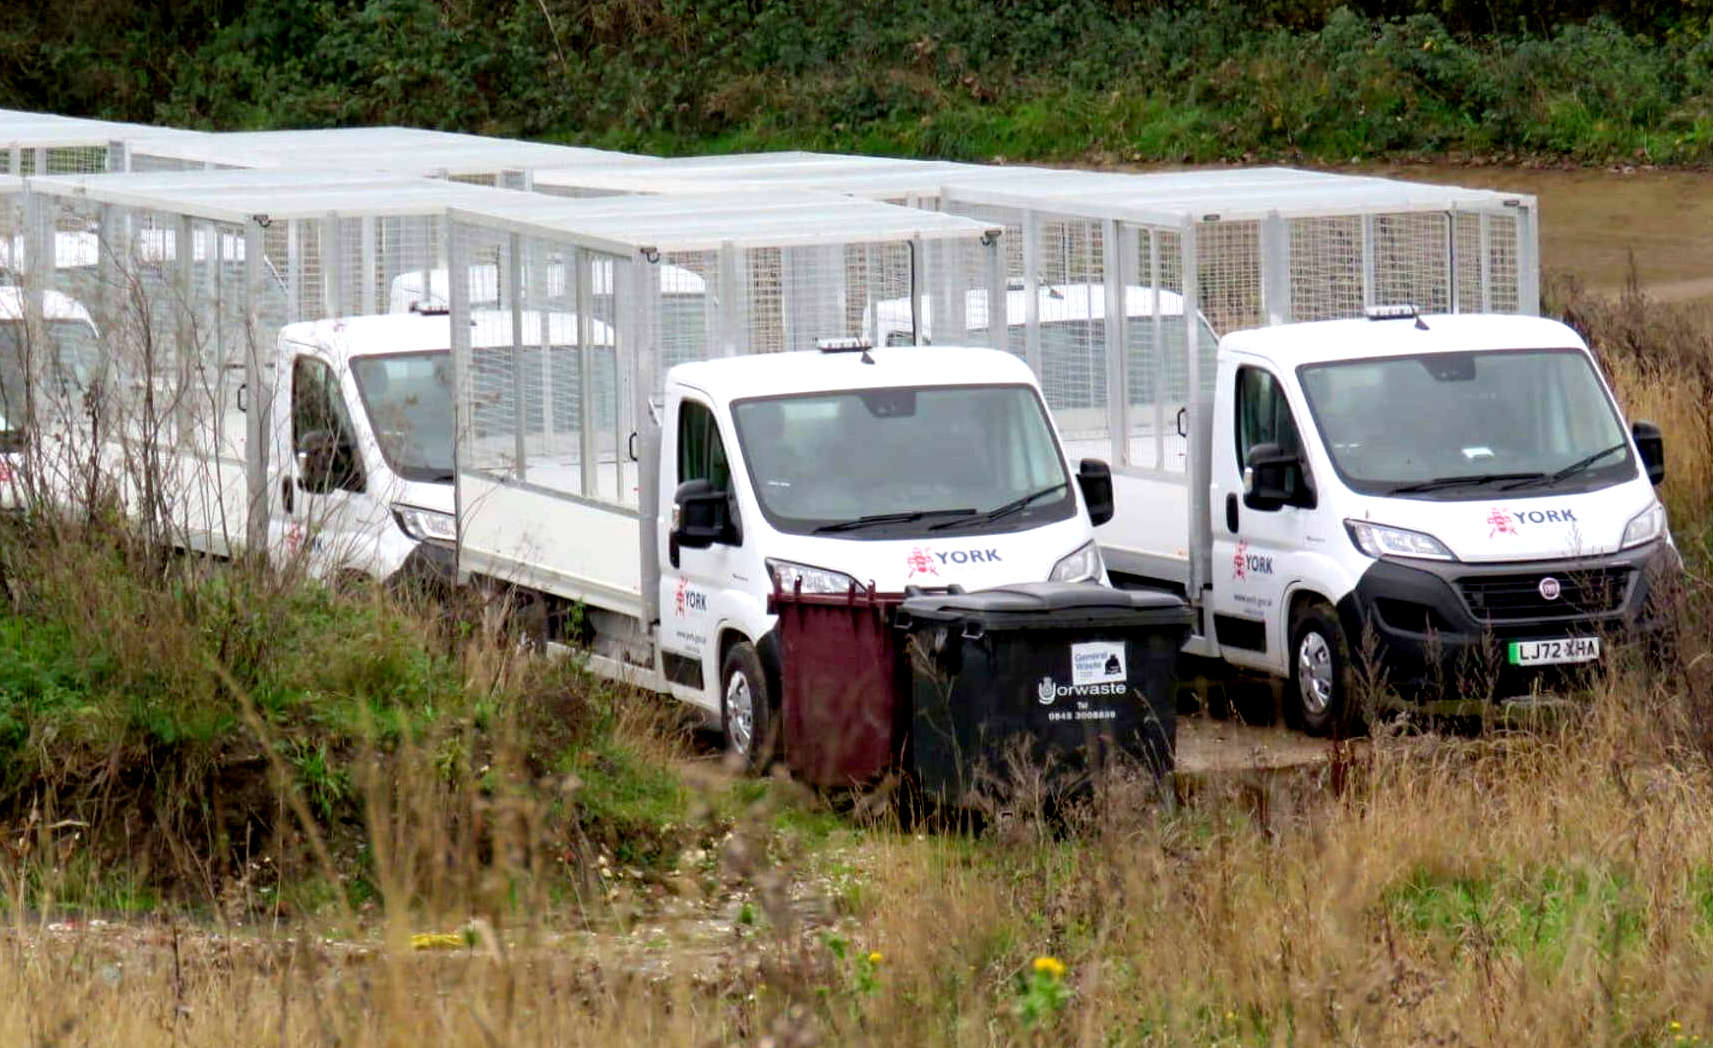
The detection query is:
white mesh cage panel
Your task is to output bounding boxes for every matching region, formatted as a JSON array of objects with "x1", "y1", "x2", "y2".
[{"x1": 448, "y1": 204, "x2": 1002, "y2": 520}]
